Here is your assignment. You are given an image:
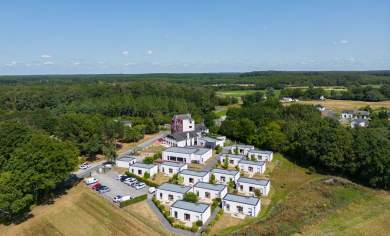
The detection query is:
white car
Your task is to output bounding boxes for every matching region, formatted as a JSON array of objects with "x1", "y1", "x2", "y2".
[
  {"x1": 84, "y1": 177, "x2": 98, "y2": 185},
  {"x1": 135, "y1": 182, "x2": 146, "y2": 190},
  {"x1": 113, "y1": 195, "x2": 132, "y2": 203},
  {"x1": 79, "y1": 163, "x2": 92, "y2": 170},
  {"x1": 148, "y1": 187, "x2": 156, "y2": 194},
  {"x1": 115, "y1": 174, "x2": 125, "y2": 180}
]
